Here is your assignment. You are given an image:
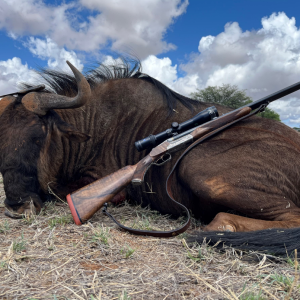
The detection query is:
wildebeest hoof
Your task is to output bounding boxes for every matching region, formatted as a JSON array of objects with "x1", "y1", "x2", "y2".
[
  {"x1": 5, "y1": 201, "x2": 37, "y2": 219},
  {"x1": 5, "y1": 208, "x2": 23, "y2": 219},
  {"x1": 224, "y1": 225, "x2": 235, "y2": 232},
  {"x1": 216, "y1": 225, "x2": 235, "y2": 232}
]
